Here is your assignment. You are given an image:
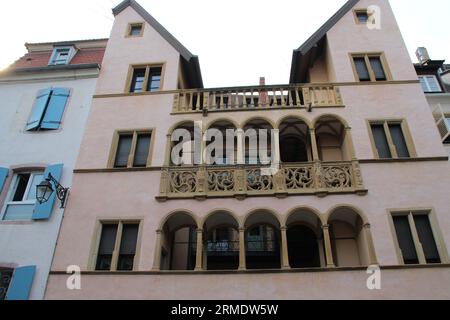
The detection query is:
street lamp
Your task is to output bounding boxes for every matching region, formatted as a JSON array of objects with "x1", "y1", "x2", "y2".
[{"x1": 36, "y1": 173, "x2": 69, "y2": 208}]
